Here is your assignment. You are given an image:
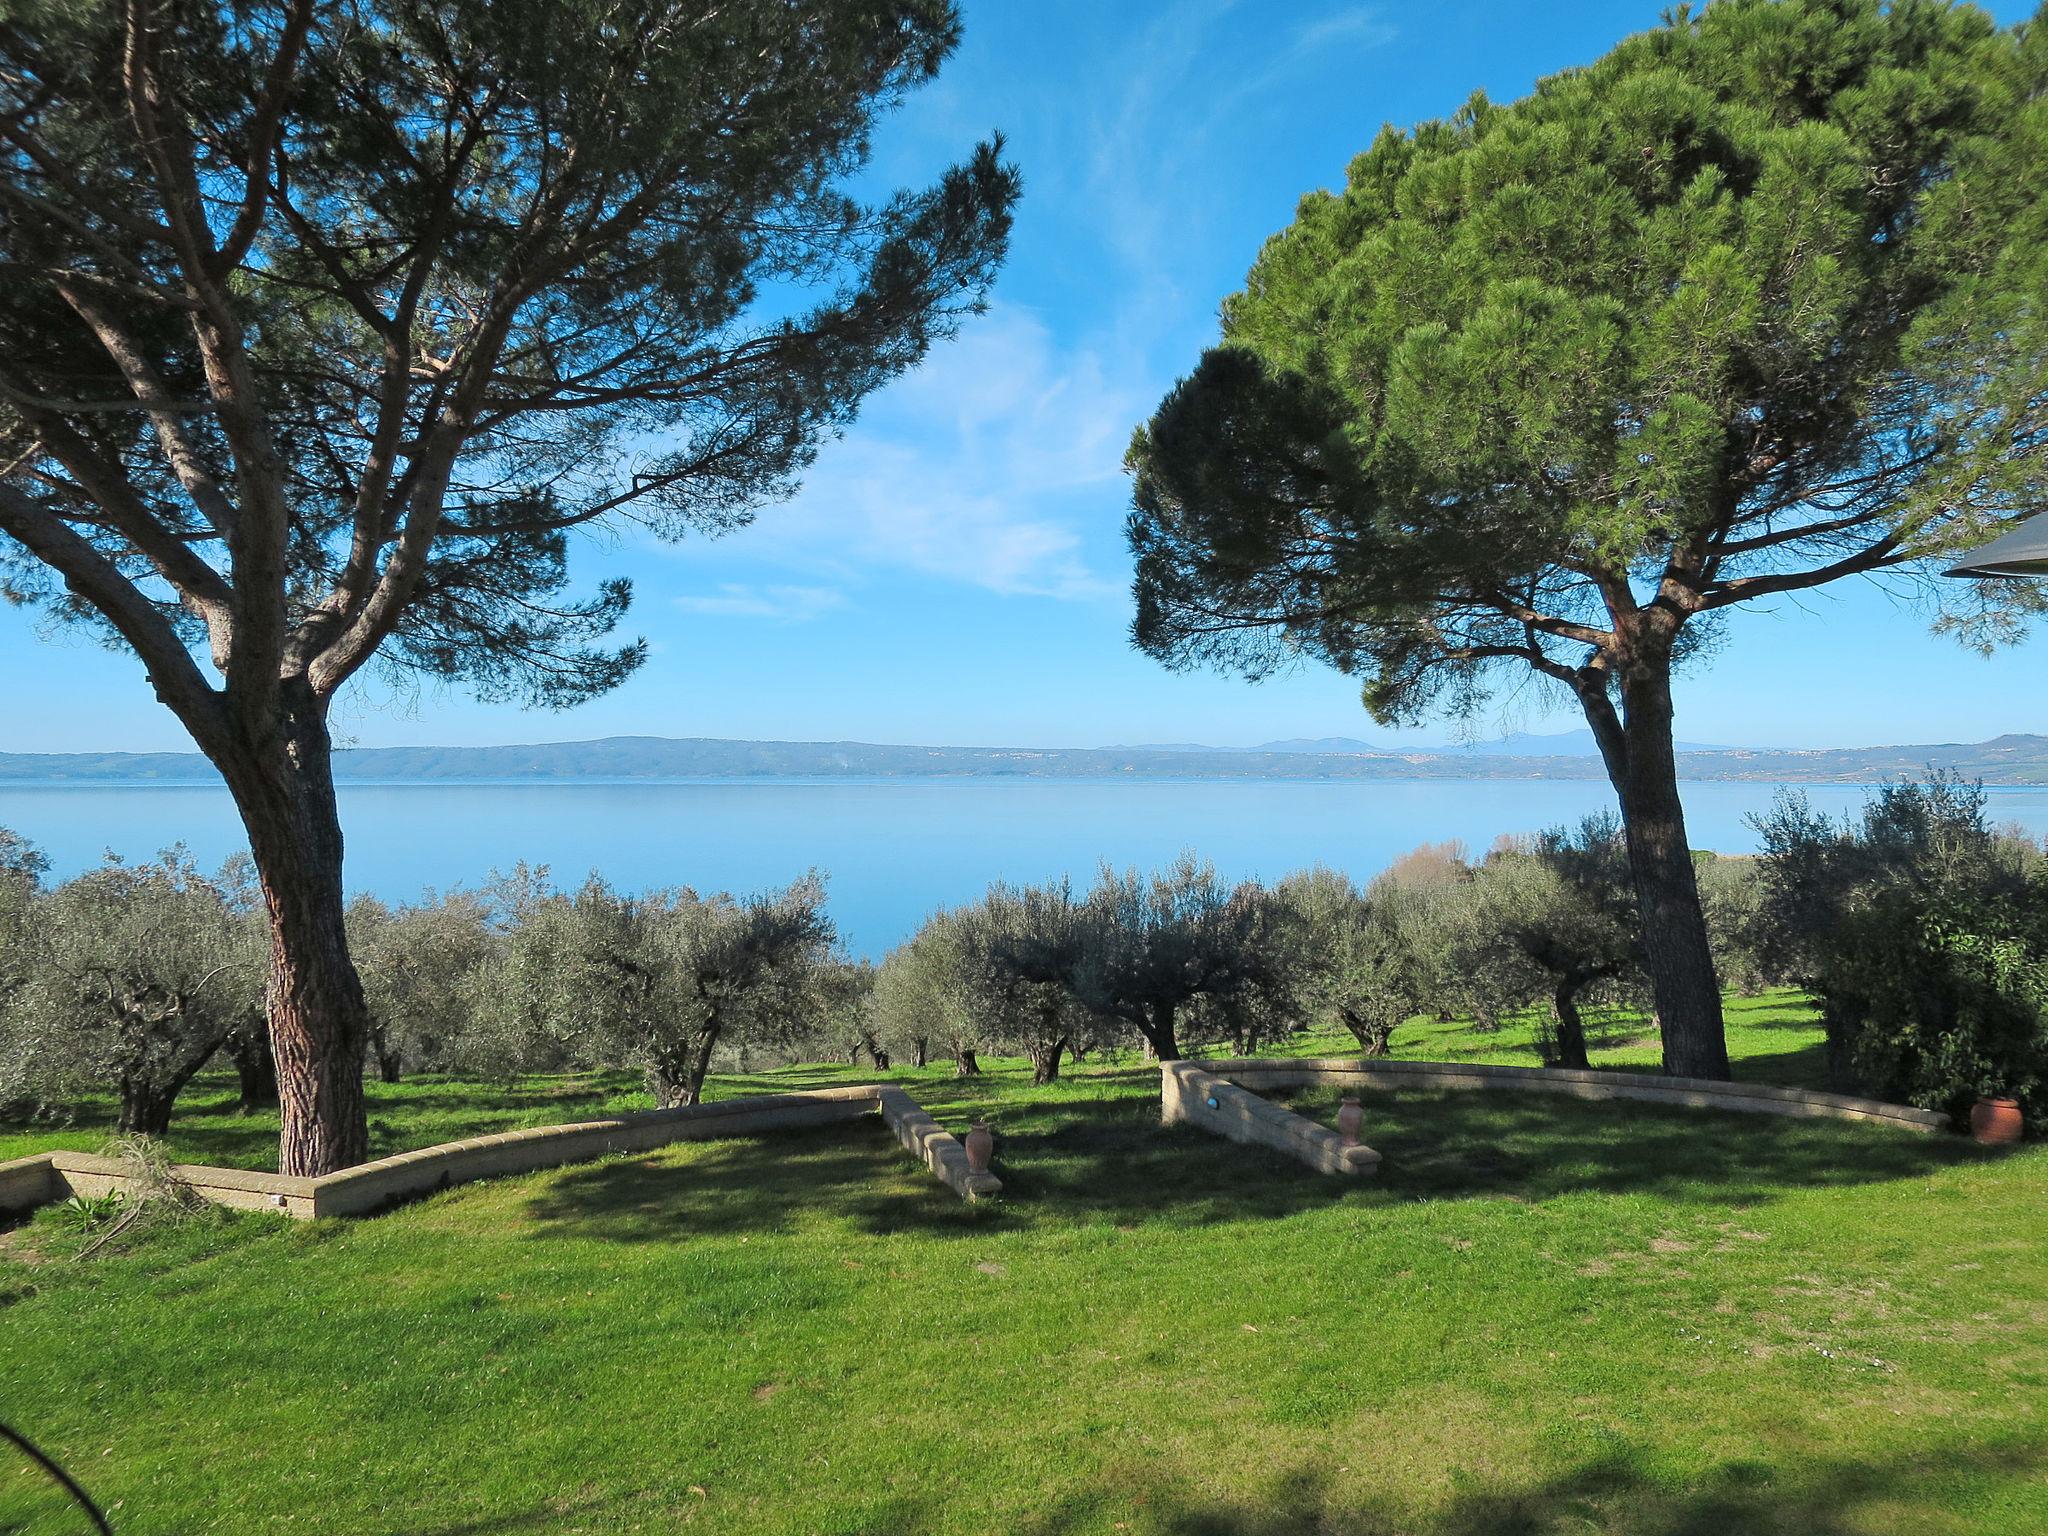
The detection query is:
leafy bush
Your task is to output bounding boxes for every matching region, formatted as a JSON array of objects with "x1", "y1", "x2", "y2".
[{"x1": 1754, "y1": 778, "x2": 2048, "y2": 1123}]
